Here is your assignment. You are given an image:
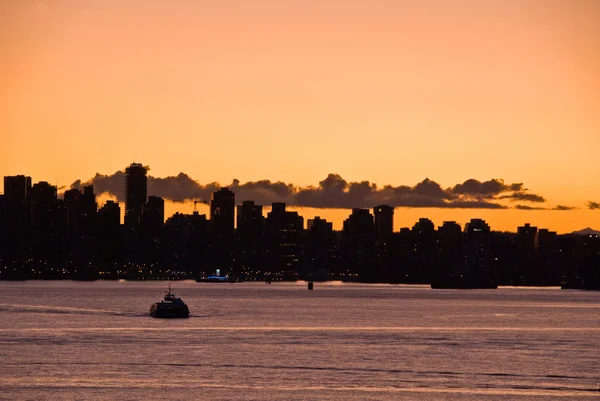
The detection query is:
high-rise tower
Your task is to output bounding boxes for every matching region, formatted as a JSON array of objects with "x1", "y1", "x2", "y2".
[
  {"x1": 3, "y1": 175, "x2": 32, "y2": 224},
  {"x1": 210, "y1": 188, "x2": 235, "y2": 238},
  {"x1": 124, "y1": 163, "x2": 147, "y2": 227},
  {"x1": 210, "y1": 188, "x2": 236, "y2": 268},
  {"x1": 373, "y1": 205, "x2": 394, "y2": 240}
]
